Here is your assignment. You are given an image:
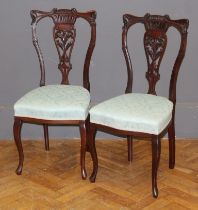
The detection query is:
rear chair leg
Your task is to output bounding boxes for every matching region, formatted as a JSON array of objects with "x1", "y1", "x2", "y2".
[
  {"x1": 152, "y1": 135, "x2": 161, "y2": 198},
  {"x1": 127, "y1": 135, "x2": 133, "y2": 162},
  {"x1": 43, "y1": 124, "x2": 49, "y2": 151}
]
